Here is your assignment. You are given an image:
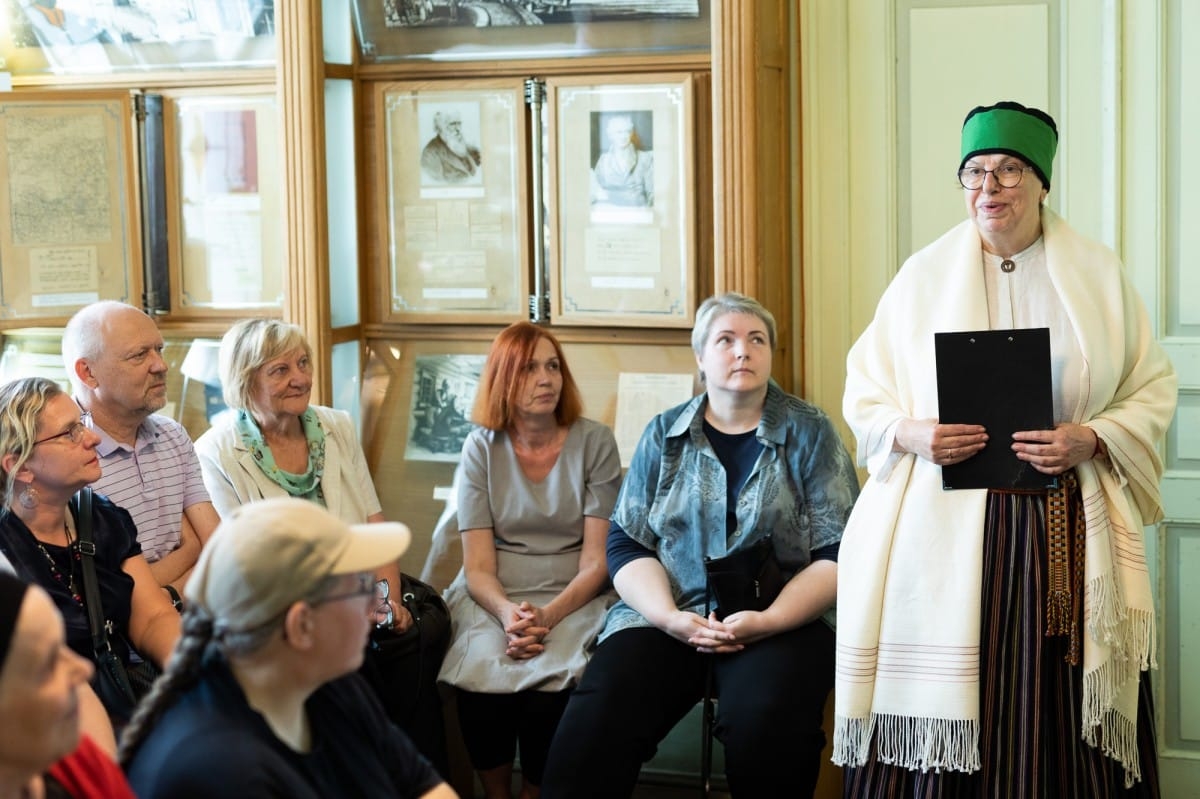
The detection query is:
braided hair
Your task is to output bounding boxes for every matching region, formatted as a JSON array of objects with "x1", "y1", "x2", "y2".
[
  {"x1": 117, "y1": 606, "x2": 216, "y2": 767},
  {"x1": 117, "y1": 574, "x2": 341, "y2": 766}
]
